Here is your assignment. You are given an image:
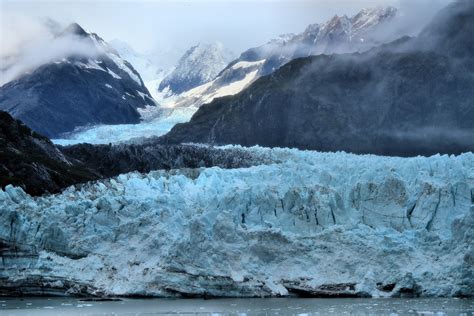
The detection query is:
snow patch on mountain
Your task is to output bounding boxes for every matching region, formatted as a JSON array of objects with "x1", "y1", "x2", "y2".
[
  {"x1": 166, "y1": 59, "x2": 266, "y2": 110},
  {"x1": 1, "y1": 147, "x2": 473, "y2": 297}
]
